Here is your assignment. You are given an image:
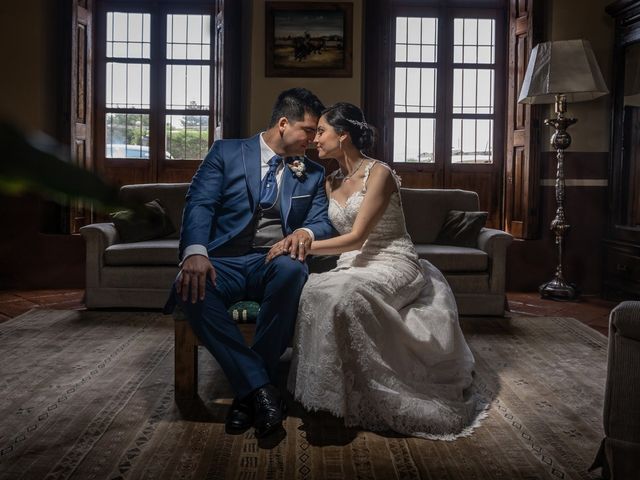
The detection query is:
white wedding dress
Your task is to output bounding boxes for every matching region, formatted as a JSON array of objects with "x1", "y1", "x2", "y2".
[{"x1": 288, "y1": 161, "x2": 487, "y2": 440}]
